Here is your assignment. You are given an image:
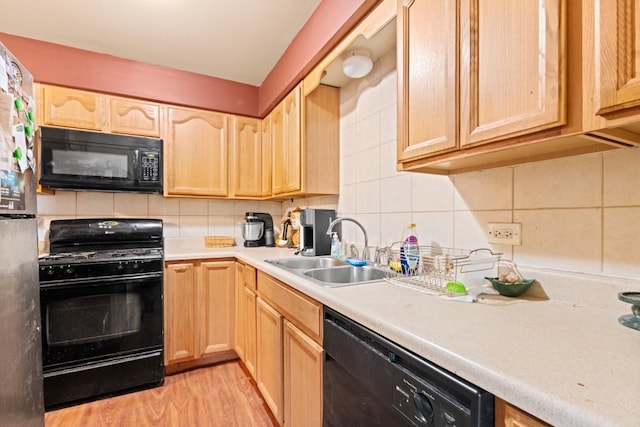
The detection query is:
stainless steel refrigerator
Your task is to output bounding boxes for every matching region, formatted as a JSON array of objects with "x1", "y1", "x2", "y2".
[{"x1": 0, "y1": 42, "x2": 45, "y2": 426}]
